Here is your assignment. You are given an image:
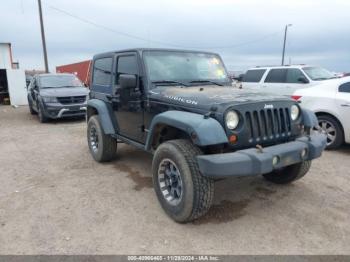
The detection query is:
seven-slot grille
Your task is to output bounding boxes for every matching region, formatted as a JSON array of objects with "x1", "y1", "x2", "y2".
[
  {"x1": 57, "y1": 96, "x2": 86, "y2": 104},
  {"x1": 245, "y1": 107, "x2": 292, "y2": 143}
]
